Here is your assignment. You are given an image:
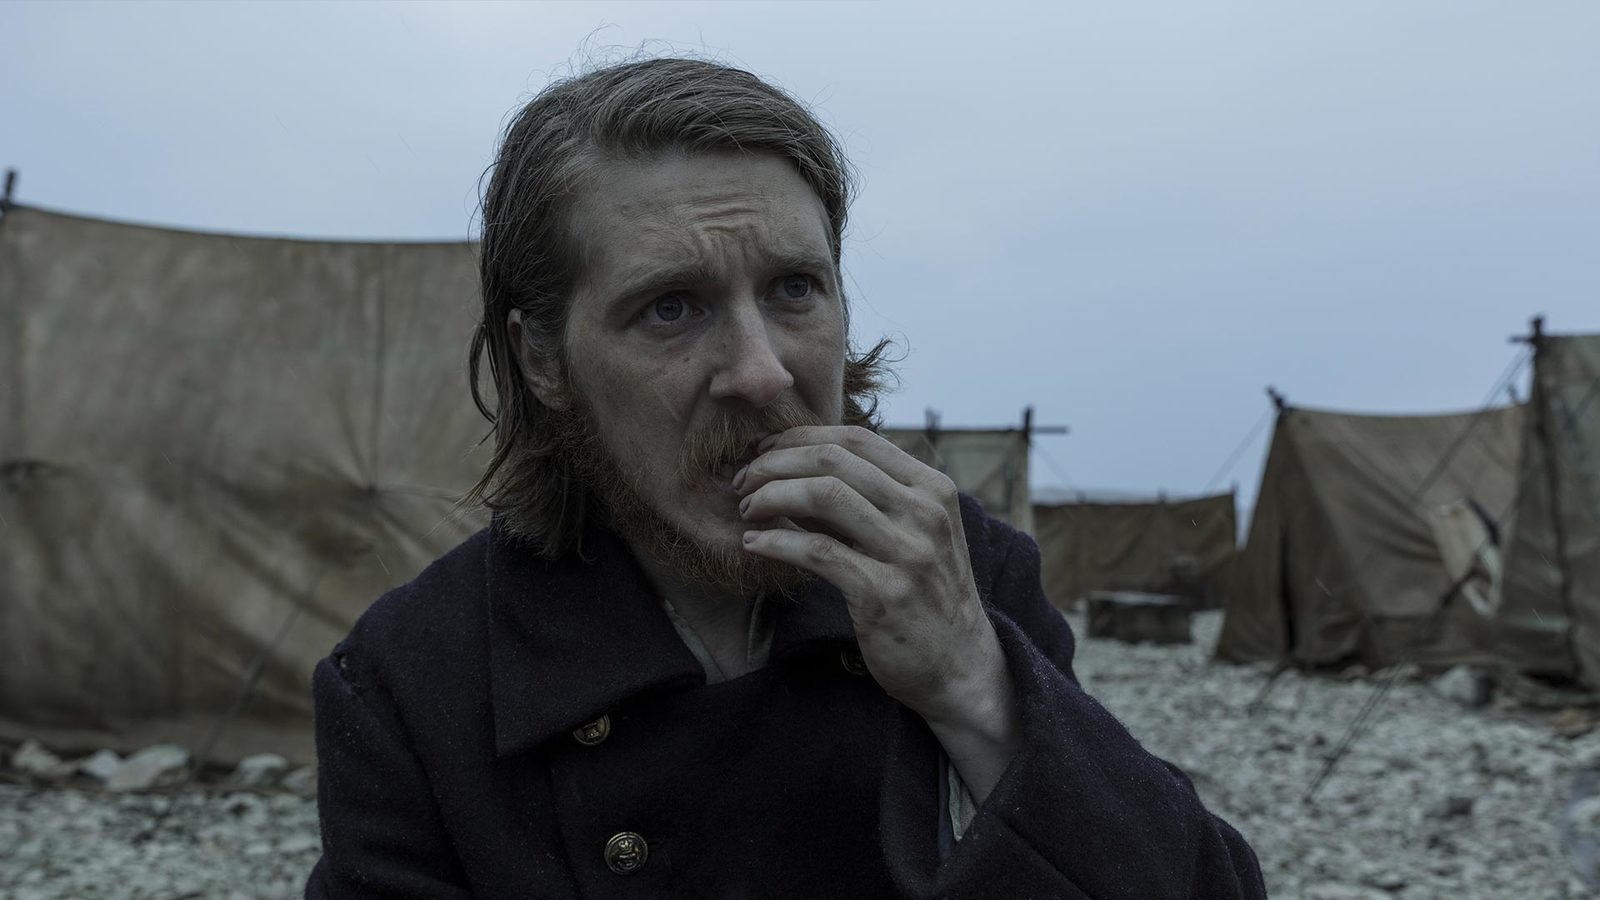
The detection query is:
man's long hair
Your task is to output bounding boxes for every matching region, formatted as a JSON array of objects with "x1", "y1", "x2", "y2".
[{"x1": 465, "y1": 57, "x2": 894, "y2": 557}]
